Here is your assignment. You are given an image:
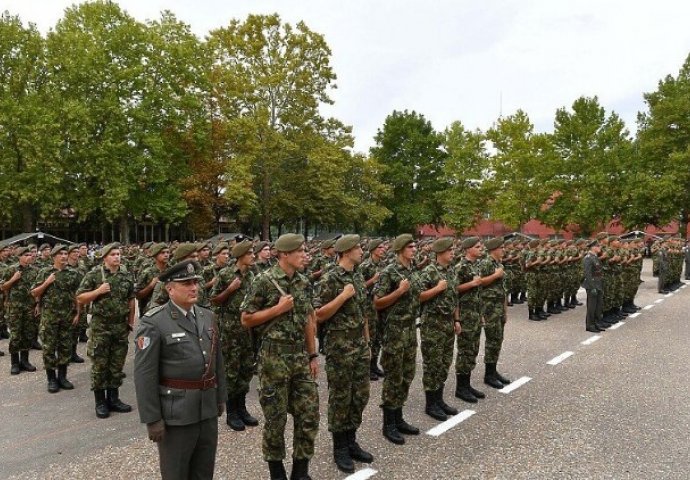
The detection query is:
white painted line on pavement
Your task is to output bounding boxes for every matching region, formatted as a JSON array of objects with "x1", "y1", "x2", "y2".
[
  {"x1": 499, "y1": 376, "x2": 531, "y2": 394},
  {"x1": 628, "y1": 312, "x2": 641, "y2": 318},
  {"x1": 426, "y1": 410, "x2": 476, "y2": 437},
  {"x1": 682, "y1": 285, "x2": 688, "y2": 289},
  {"x1": 345, "y1": 468, "x2": 378, "y2": 480},
  {"x1": 643, "y1": 304, "x2": 654, "y2": 310},
  {"x1": 665, "y1": 293, "x2": 673, "y2": 297},
  {"x1": 655, "y1": 299, "x2": 664, "y2": 303},
  {"x1": 608, "y1": 321, "x2": 625, "y2": 330},
  {"x1": 581, "y1": 335, "x2": 601, "y2": 345},
  {"x1": 547, "y1": 351, "x2": 574, "y2": 366}
]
